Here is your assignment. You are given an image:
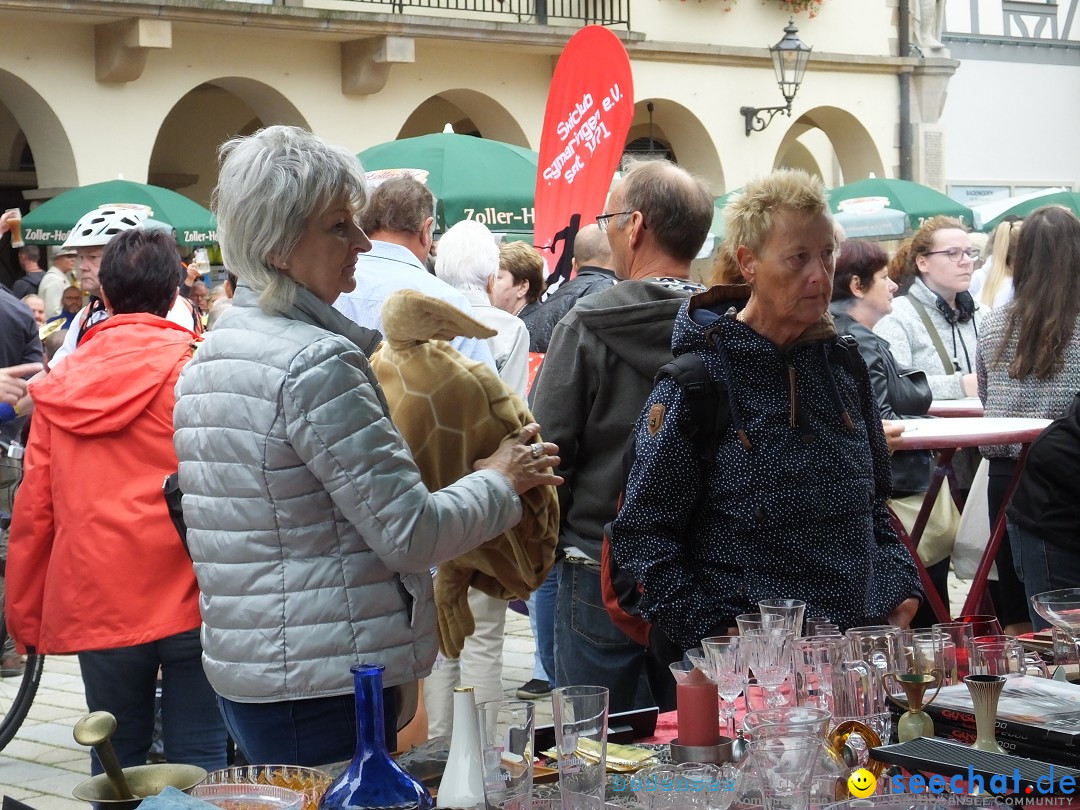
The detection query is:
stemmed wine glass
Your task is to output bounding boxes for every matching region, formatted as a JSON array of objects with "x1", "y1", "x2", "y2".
[
  {"x1": 1031, "y1": 589, "x2": 1080, "y2": 664},
  {"x1": 737, "y1": 614, "x2": 794, "y2": 708},
  {"x1": 702, "y1": 636, "x2": 747, "y2": 737}
]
